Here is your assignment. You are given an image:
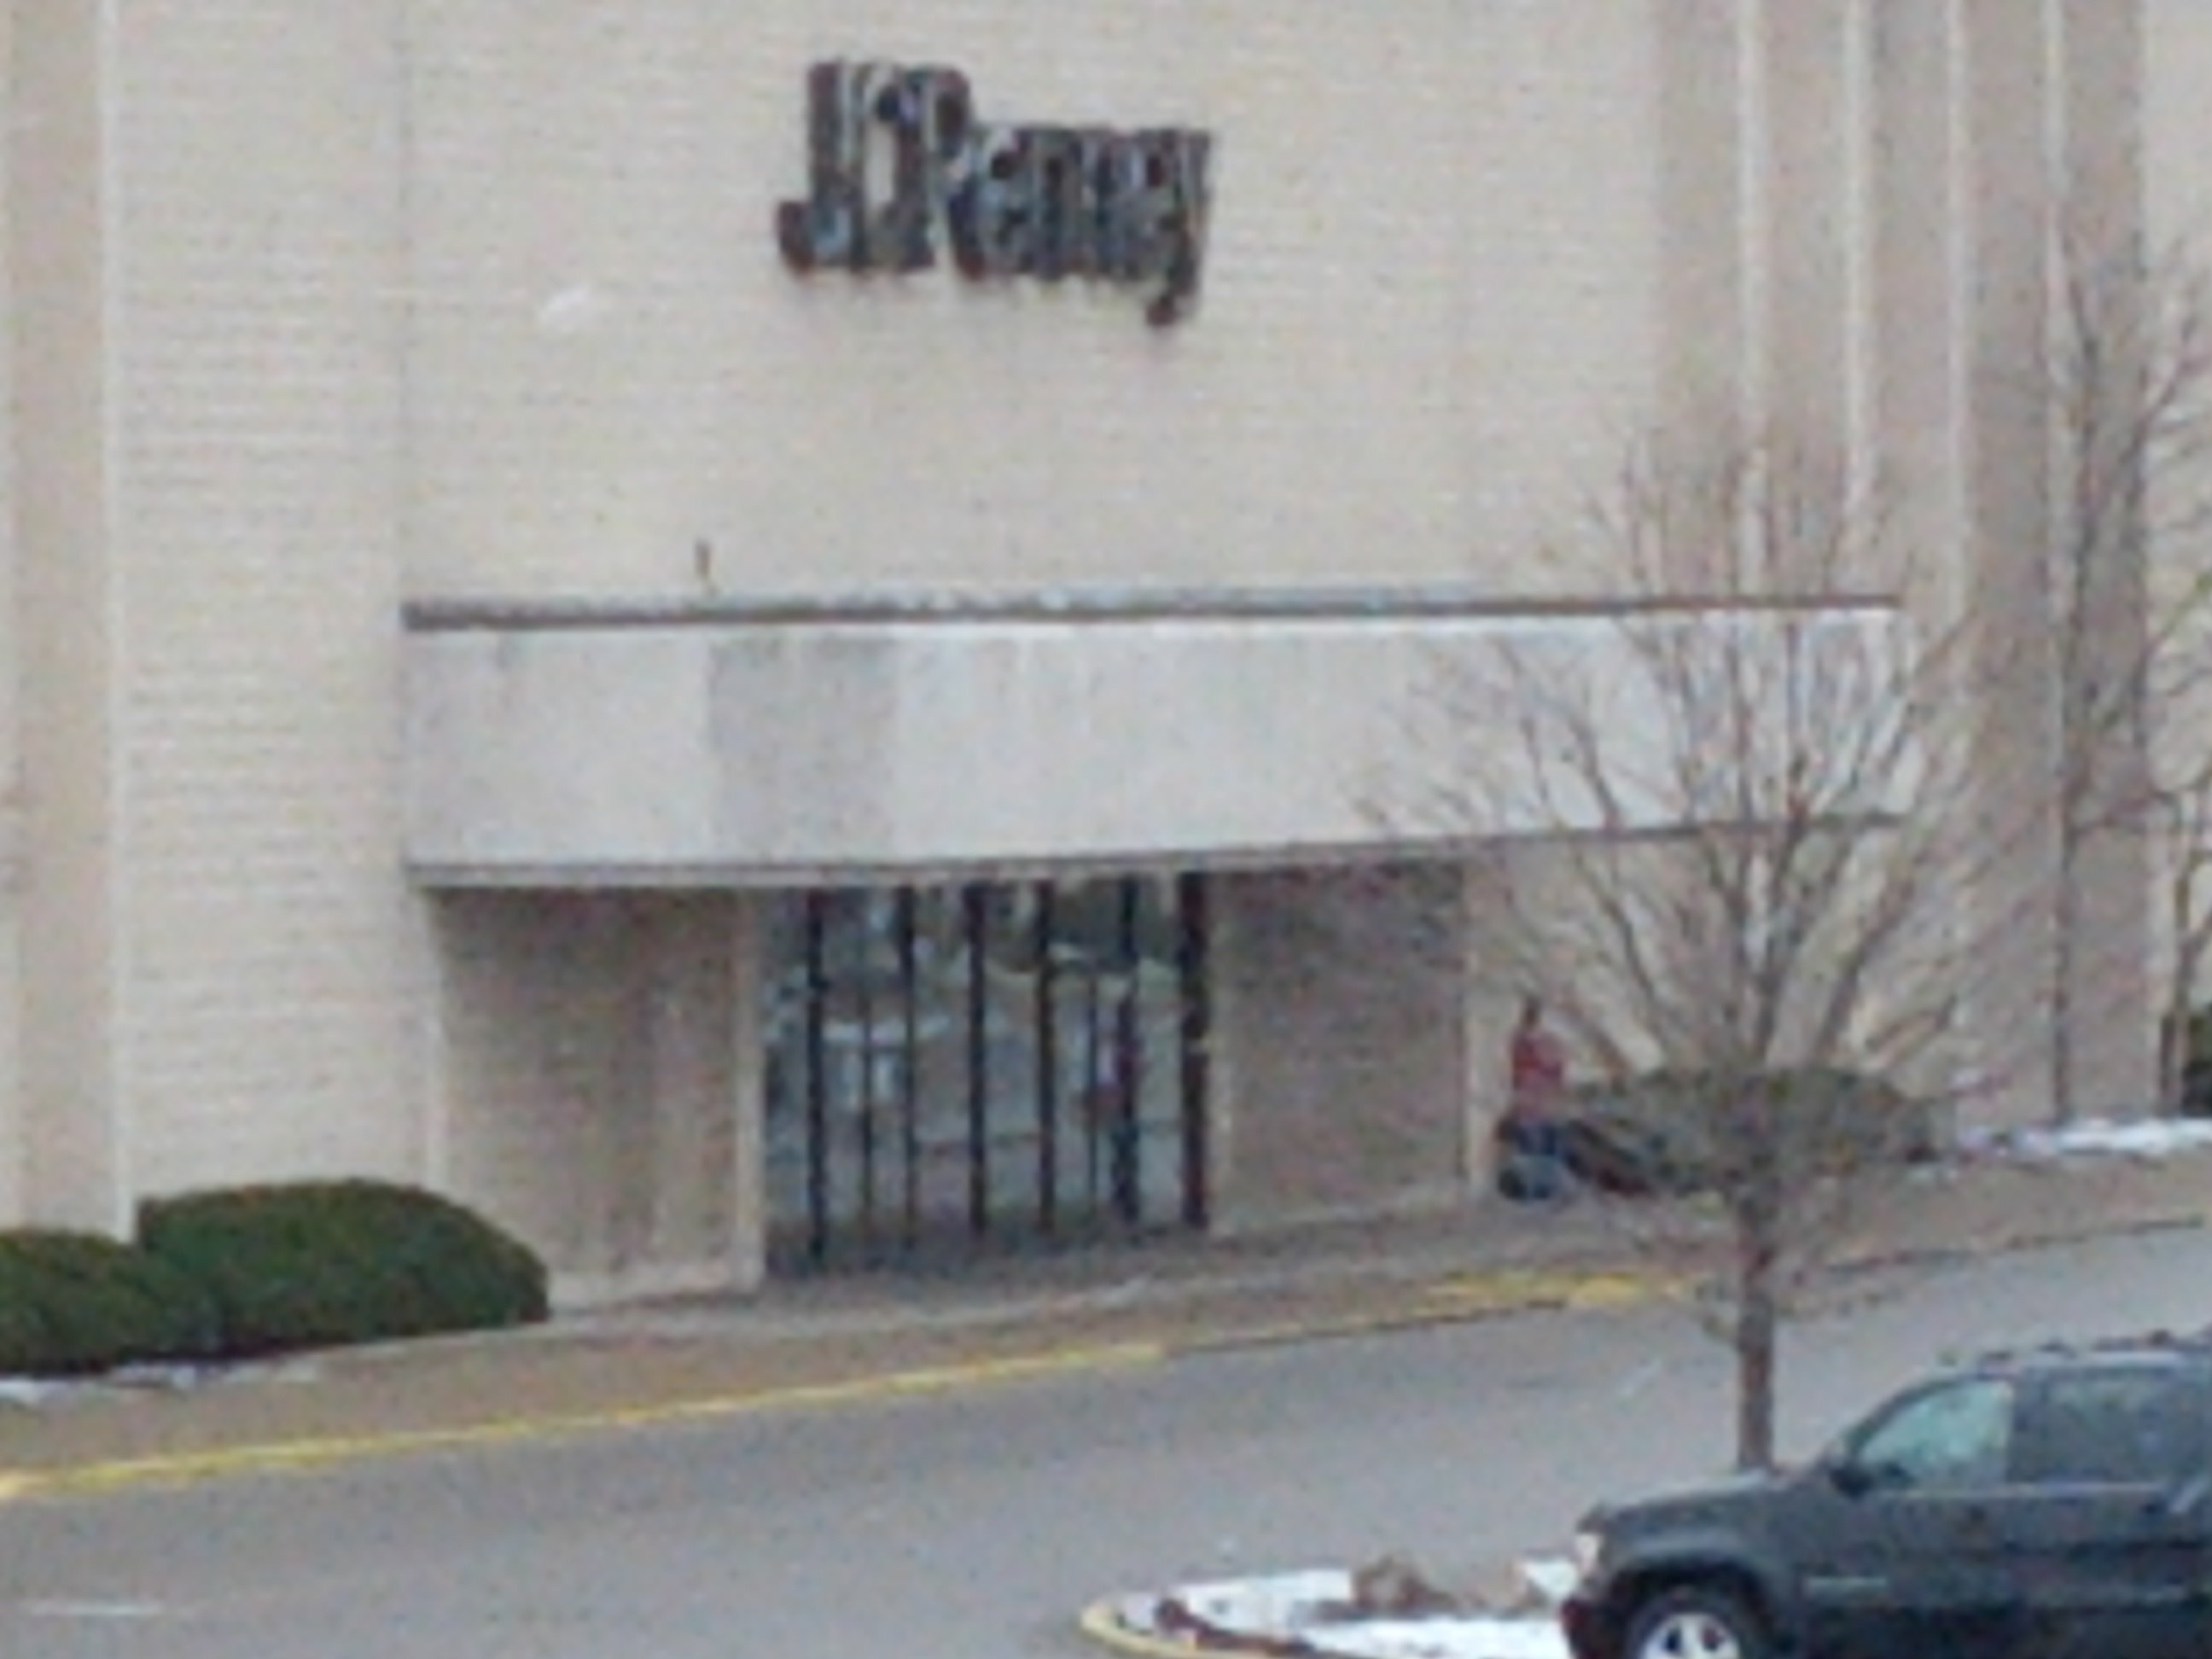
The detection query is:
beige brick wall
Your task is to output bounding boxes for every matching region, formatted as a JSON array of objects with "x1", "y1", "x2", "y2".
[
  {"x1": 433, "y1": 892, "x2": 758, "y2": 1296},
  {"x1": 0, "y1": 1, "x2": 22, "y2": 1222},
  {"x1": 101, "y1": 0, "x2": 426, "y2": 1198},
  {"x1": 2052, "y1": 0, "x2": 2156, "y2": 1120},
  {"x1": 1211, "y1": 867, "x2": 1468, "y2": 1230},
  {"x1": 400, "y1": 0, "x2": 1662, "y2": 601},
  {"x1": 2143, "y1": 0, "x2": 2212, "y2": 1086},
  {"x1": 2149, "y1": 0, "x2": 2212, "y2": 246},
  {"x1": 14, "y1": 1, "x2": 125, "y2": 1230}
]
